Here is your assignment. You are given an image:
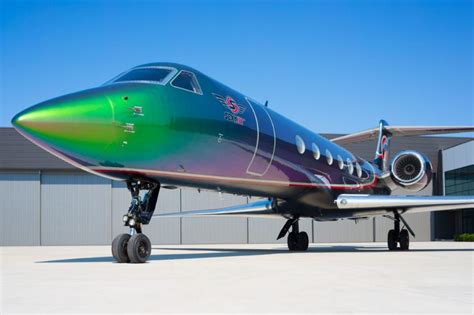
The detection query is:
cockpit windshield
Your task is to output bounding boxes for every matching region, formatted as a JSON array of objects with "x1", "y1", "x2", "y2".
[{"x1": 111, "y1": 67, "x2": 177, "y2": 84}]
